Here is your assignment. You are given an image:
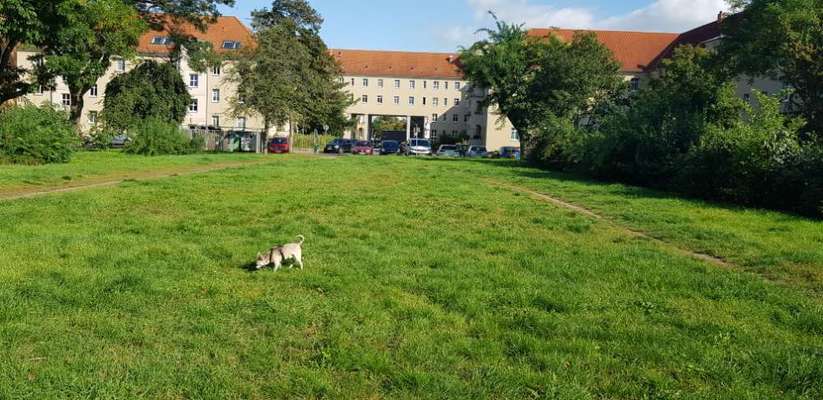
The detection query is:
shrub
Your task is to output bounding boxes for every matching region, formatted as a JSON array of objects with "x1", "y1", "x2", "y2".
[
  {"x1": 124, "y1": 118, "x2": 202, "y2": 156},
  {"x1": 0, "y1": 105, "x2": 78, "y2": 165}
]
